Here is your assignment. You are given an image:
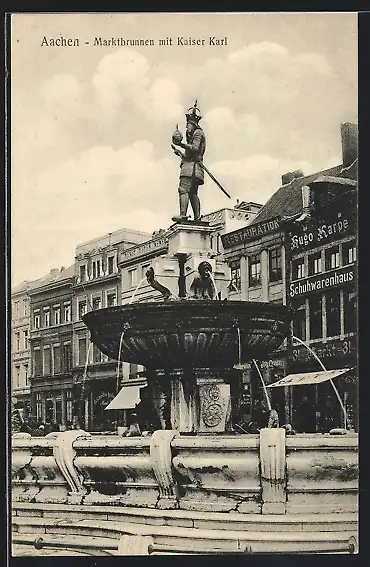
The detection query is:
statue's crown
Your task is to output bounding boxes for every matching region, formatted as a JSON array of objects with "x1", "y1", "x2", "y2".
[{"x1": 185, "y1": 100, "x2": 202, "y2": 124}]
